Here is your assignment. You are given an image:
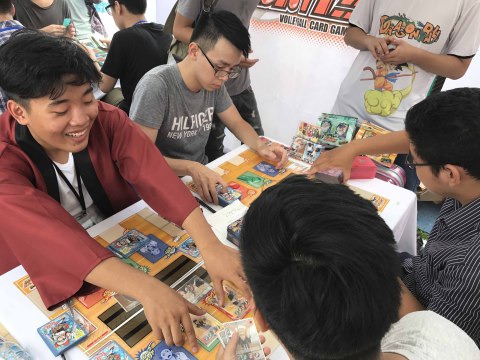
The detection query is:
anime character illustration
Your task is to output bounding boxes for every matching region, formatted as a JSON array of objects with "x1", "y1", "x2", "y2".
[{"x1": 361, "y1": 60, "x2": 417, "y2": 117}]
